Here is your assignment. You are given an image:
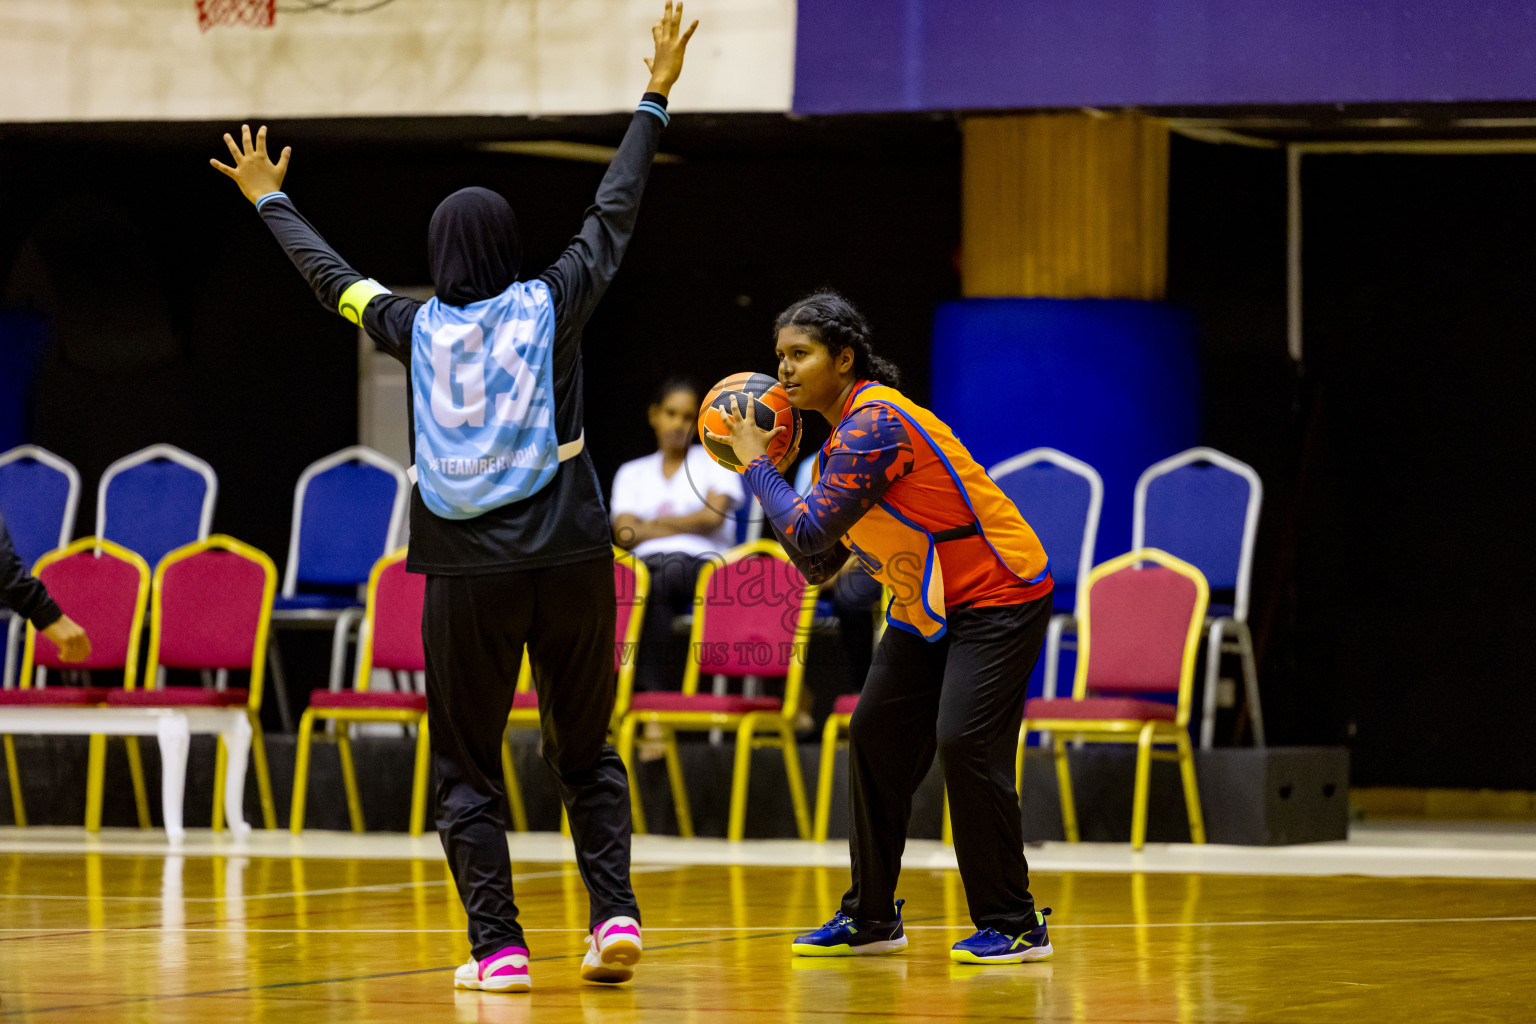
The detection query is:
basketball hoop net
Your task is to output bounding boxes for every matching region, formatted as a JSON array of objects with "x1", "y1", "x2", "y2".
[{"x1": 196, "y1": 0, "x2": 276, "y2": 30}]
